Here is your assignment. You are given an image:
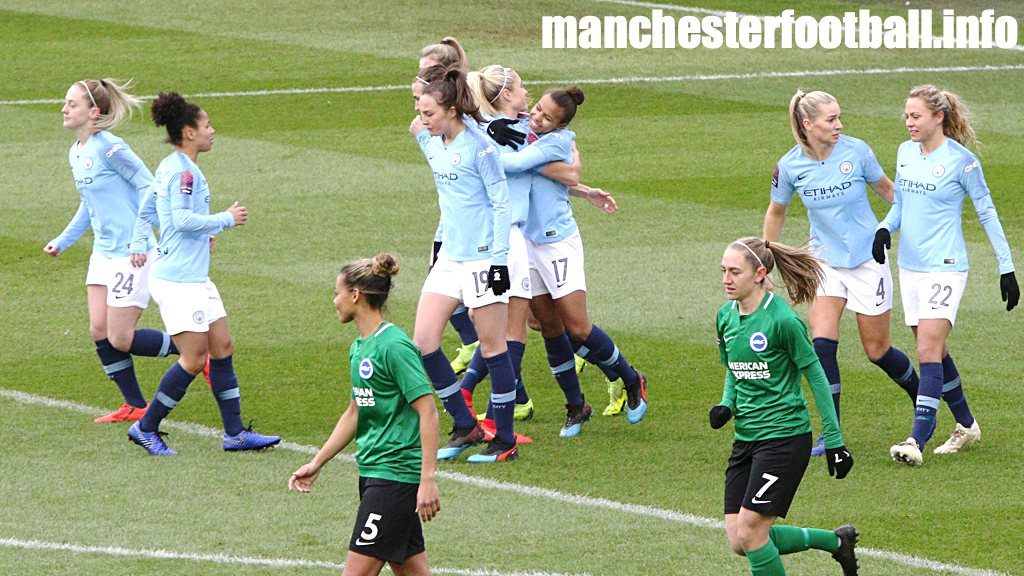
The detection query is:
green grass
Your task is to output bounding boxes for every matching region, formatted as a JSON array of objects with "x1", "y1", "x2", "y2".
[{"x1": 2, "y1": 1, "x2": 1023, "y2": 574}]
